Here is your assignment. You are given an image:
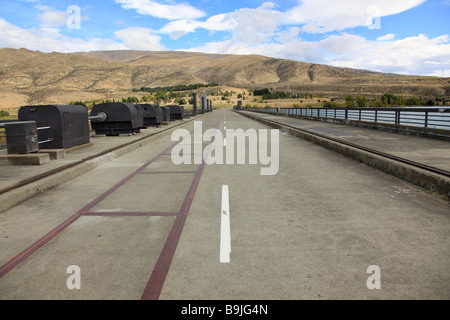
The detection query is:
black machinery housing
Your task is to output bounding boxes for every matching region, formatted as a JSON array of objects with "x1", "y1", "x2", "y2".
[
  {"x1": 90, "y1": 103, "x2": 144, "y2": 136},
  {"x1": 18, "y1": 105, "x2": 90, "y2": 149},
  {"x1": 159, "y1": 106, "x2": 171, "y2": 122},
  {"x1": 4, "y1": 121, "x2": 39, "y2": 154},
  {"x1": 141, "y1": 104, "x2": 163, "y2": 127},
  {"x1": 166, "y1": 105, "x2": 184, "y2": 120}
]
